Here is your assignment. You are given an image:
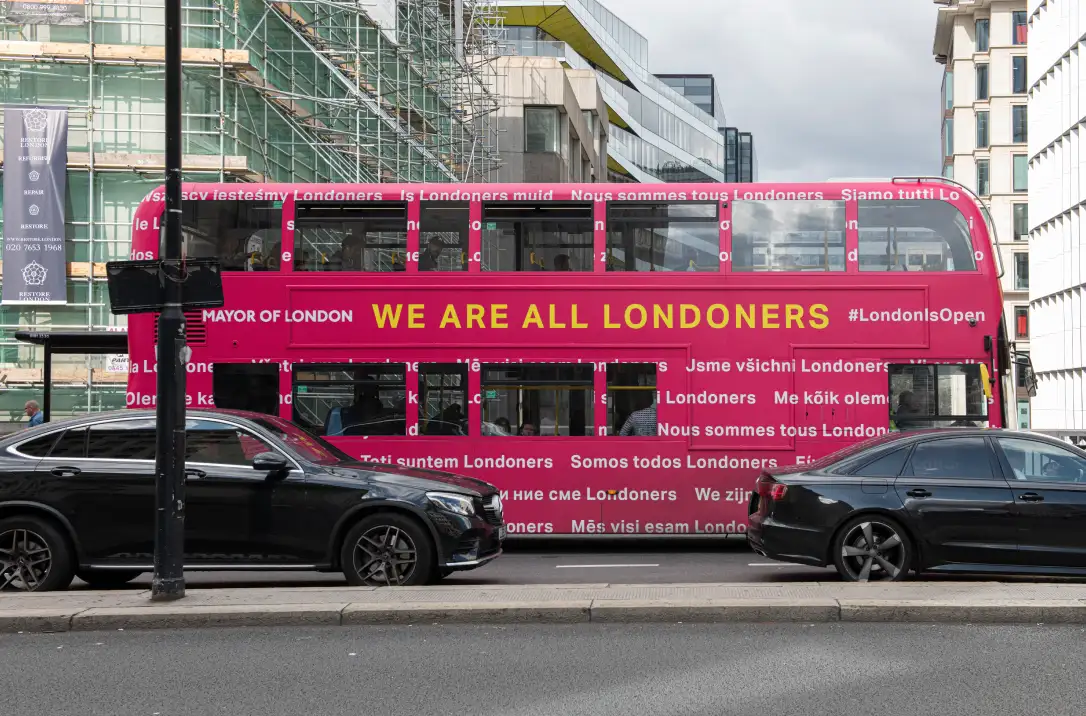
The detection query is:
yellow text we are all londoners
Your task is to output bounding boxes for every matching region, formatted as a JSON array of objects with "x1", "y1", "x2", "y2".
[{"x1": 370, "y1": 302, "x2": 830, "y2": 331}]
